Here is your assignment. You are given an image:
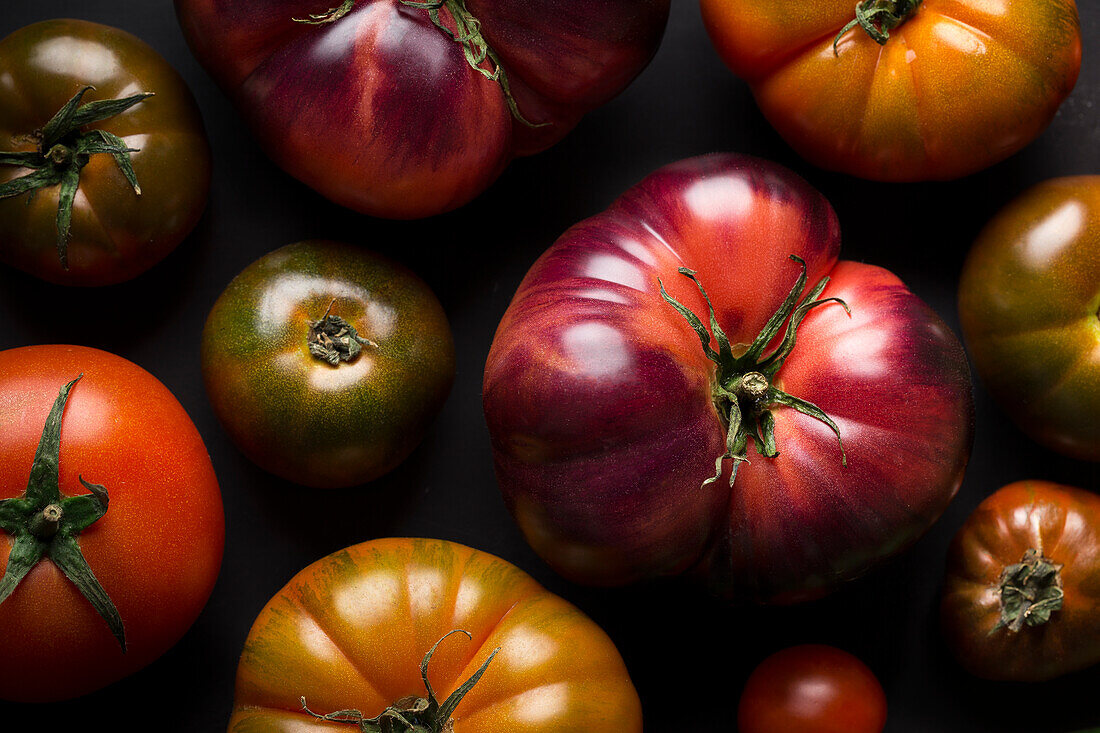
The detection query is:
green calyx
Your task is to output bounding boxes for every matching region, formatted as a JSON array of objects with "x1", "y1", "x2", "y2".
[
  {"x1": 308, "y1": 300, "x2": 376, "y2": 366},
  {"x1": 0, "y1": 376, "x2": 125, "y2": 651},
  {"x1": 660, "y1": 255, "x2": 850, "y2": 487},
  {"x1": 400, "y1": 0, "x2": 546, "y2": 128},
  {"x1": 301, "y1": 630, "x2": 500, "y2": 733},
  {"x1": 0, "y1": 86, "x2": 152, "y2": 270},
  {"x1": 833, "y1": 0, "x2": 923, "y2": 55},
  {"x1": 993, "y1": 548, "x2": 1064, "y2": 633}
]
